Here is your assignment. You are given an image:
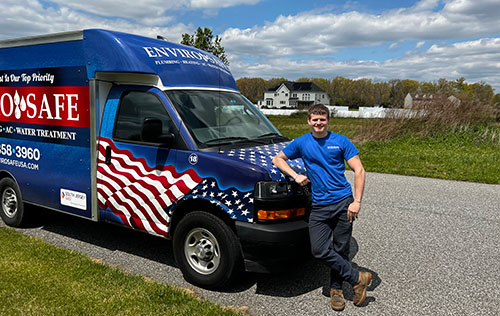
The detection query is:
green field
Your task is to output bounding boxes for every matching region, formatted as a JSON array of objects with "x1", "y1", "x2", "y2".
[
  {"x1": 0, "y1": 227, "x2": 242, "y2": 316},
  {"x1": 268, "y1": 114, "x2": 500, "y2": 184}
]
